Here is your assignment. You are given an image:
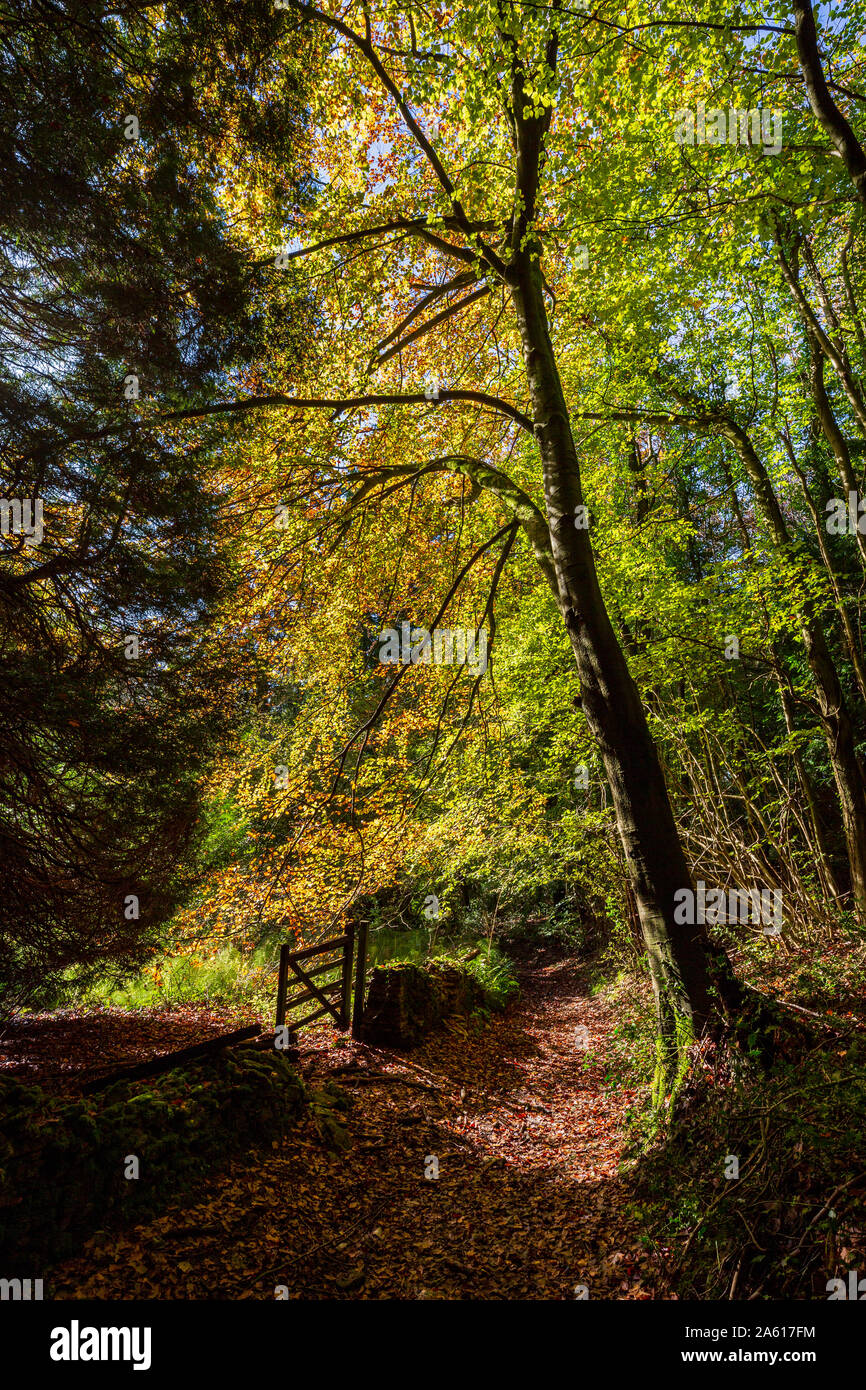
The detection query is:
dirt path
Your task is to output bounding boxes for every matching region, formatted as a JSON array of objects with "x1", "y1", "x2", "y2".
[{"x1": 51, "y1": 948, "x2": 662, "y2": 1299}]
